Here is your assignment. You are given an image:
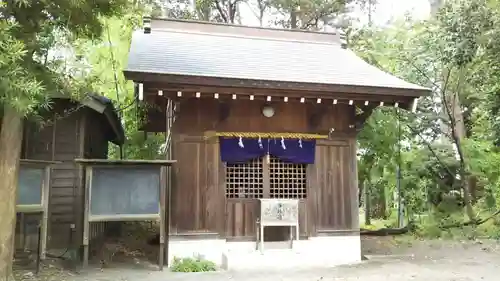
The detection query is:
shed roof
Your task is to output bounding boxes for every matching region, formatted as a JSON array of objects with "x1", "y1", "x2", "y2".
[
  {"x1": 124, "y1": 18, "x2": 430, "y2": 97},
  {"x1": 84, "y1": 94, "x2": 125, "y2": 146}
]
